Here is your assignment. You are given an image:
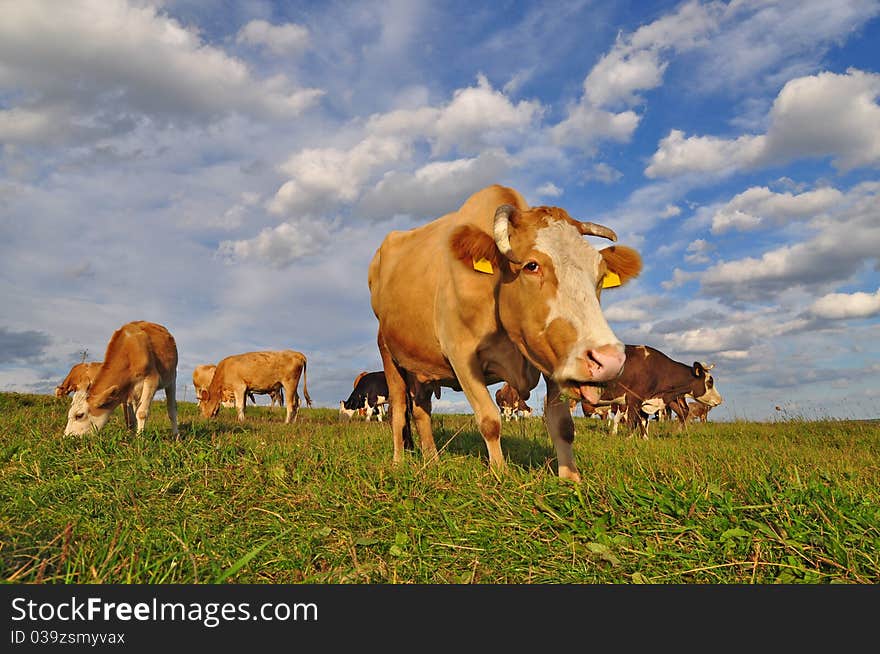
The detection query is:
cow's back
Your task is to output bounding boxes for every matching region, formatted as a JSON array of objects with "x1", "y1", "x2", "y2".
[
  {"x1": 215, "y1": 350, "x2": 304, "y2": 388},
  {"x1": 96, "y1": 321, "x2": 177, "y2": 390}
]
